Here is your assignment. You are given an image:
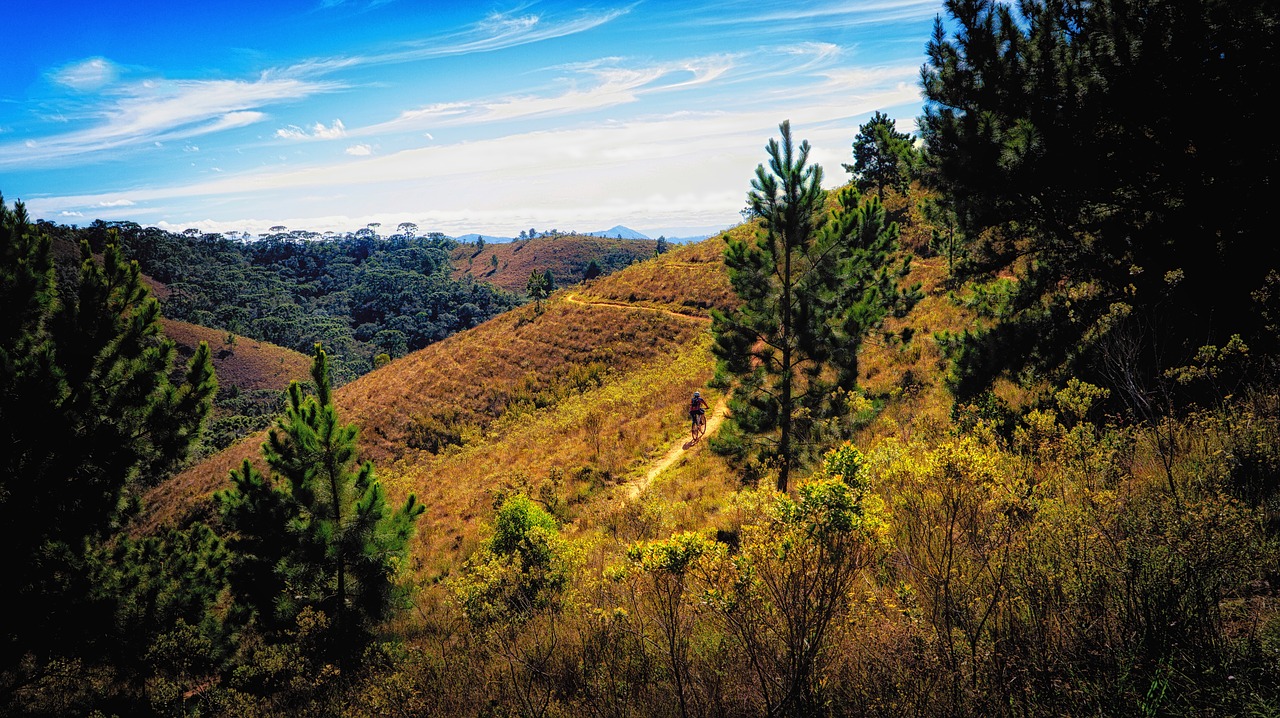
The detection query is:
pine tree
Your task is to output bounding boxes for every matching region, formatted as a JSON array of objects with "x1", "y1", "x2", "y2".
[
  {"x1": 843, "y1": 111, "x2": 917, "y2": 202},
  {"x1": 217, "y1": 344, "x2": 424, "y2": 669},
  {"x1": 527, "y1": 269, "x2": 551, "y2": 312},
  {"x1": 0, "y1": 194, "x2": 218, "y2": 669},
  {"x1": 712, "y1": 123, "x2": 917, "y2": 492},
  {"x1": 919, "y1": 0, "x2": 1280, "y2": 406}
]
